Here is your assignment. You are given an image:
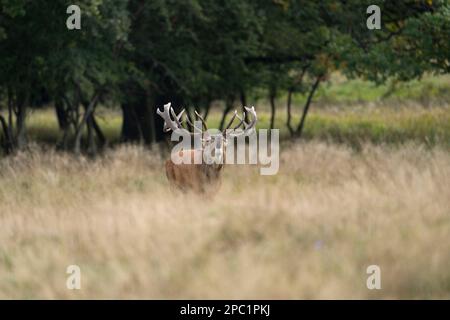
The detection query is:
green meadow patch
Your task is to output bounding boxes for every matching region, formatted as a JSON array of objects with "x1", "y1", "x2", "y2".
[{"x1": 22, "y1": 105, "x2": 450, "y2": 149}]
